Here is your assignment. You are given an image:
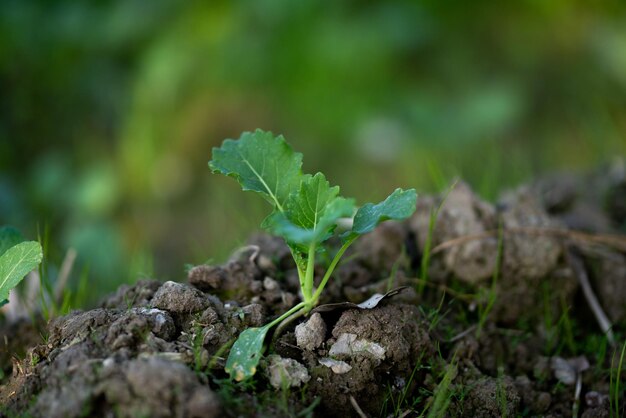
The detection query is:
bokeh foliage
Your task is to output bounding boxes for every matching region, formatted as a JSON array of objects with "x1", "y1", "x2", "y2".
[{"x1": 1, "y1": 0, "x2": 625, "y2": 302}]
